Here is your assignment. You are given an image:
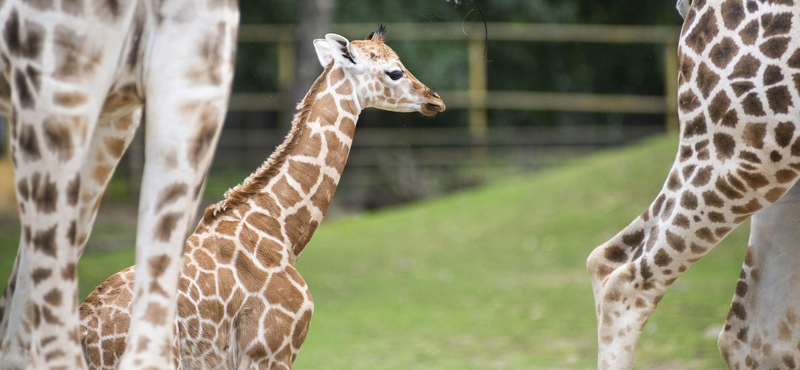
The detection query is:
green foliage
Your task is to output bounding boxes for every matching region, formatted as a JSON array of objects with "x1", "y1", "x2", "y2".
[
  {"x1": 234, "y1": 44, "x2": 281, "y2": 93},
  {"x1": 238, "y1": 0, "x2": 682, "y2": 25},
  {"x1": 489, "y1": 42, "x2": 666, "y2": 95}
]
